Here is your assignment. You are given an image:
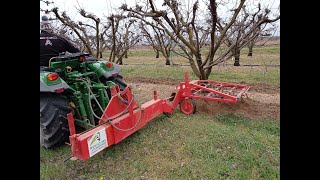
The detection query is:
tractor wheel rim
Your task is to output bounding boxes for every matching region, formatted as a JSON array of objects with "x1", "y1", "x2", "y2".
[{"x1": 181, "y1": 100, "x2": 194, "y2": 114}]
